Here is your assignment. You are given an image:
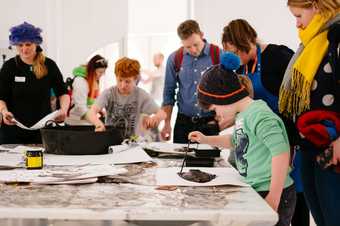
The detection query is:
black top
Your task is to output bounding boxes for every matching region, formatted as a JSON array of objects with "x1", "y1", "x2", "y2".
[
  {"x1": 237, "y1": 44, "x2": 298, "y2": 144},
  {"x1": 309, "y1": 24, "x2": 339, "y2": 113},
  {"x1": 0, "y1": 56, "x2": 67, "y2": 127},
  {"x1": 237, "y1": 44, "x2": 294, "y2": 97}
]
